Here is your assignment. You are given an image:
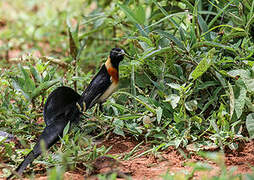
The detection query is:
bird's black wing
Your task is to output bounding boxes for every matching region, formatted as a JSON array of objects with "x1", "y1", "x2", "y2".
[
  {"x1": 44, "y1": 86, "x2": 81, "y2": 126},
  {"x1": 81, "y1": 65, "x2": 111, "y2": 109}
]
